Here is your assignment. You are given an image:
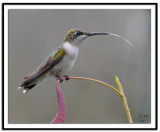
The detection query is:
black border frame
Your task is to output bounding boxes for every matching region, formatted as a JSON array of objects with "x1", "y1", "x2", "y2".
[{"x1": 2, "y1": 3, "x2": 158, "y2": 130}]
